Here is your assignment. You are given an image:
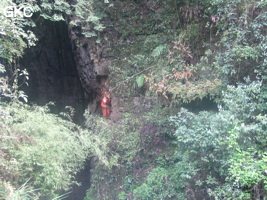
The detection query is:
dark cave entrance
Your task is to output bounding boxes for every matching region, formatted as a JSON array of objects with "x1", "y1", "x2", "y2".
[{"x1": 20, "y1": 20, "x2": 87, "y2": 123}]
